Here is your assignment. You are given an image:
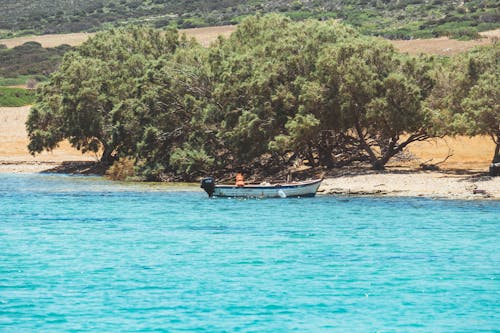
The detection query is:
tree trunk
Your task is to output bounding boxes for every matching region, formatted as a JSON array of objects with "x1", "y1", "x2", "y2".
[
  {"x1": 306, "y1": 150, "x2": 316, "y2": 167},
  {"x1": 371, "y1": 159, "x2": 385, "y2": 170},
  {"x1": 354, "y1": 122, "x2": 381, "y2": 169},
  {"x1": 493, "y1": 132, "x2": 500, "y2": 163},
  {"x1": 318, "y1": 143, "x2": 334, "y2": 168},
  {"x1": 493, "y1": 142, "x2": 500, "y2": 163},
  {"x1": 100, "y1": 146, "x2": 116, "y2": 165},
  {"x1": 372, "y1": 139, "x2": 399, "y2": 170}
]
